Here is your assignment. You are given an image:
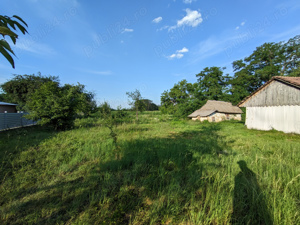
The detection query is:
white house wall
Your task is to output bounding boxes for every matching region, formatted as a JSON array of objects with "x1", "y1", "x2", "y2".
[{"x1": 246, "y1": 106, "x2": 300, "y2": 134}]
